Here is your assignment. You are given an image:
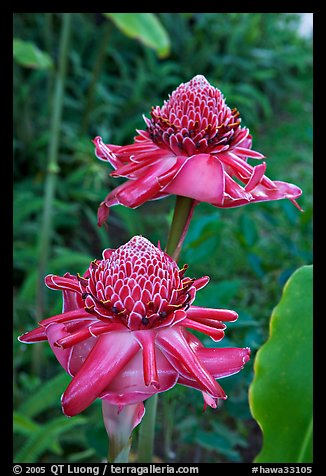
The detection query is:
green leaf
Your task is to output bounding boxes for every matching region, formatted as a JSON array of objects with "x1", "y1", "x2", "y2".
[
  {"x1": 249, "y1": 265, "x2": 313, "y2": 463},
  {"x1": 13, "y1": 38, "x2": 53, "y2": 70},
  {"x1": 194, "y1": 279, "x2": 242, "y2": 308},
  {"x1": 13, "y1": 412, "x2": 62, "y2": 455},
  {"x1": 19, "y1": 373, "x2": 71, "y2": 418},
  {"x1": 14, "y1": 416, "x2": 86, "y2": 463},
  {"x1": 13, "y1": 412, "x2": 40, "y2": 435},
  {"x1": 103, "y1": 13, "x2": 170, "y2": 58}
]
